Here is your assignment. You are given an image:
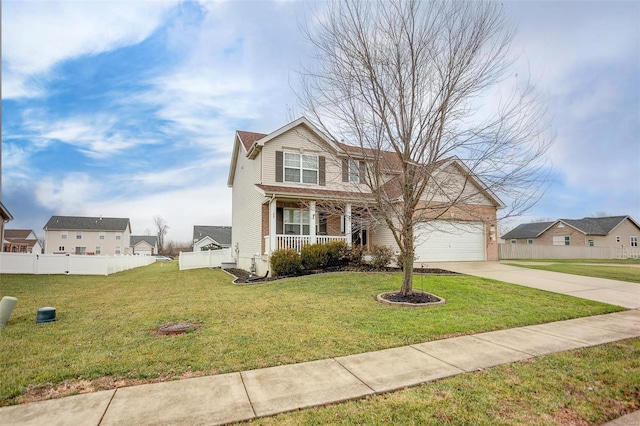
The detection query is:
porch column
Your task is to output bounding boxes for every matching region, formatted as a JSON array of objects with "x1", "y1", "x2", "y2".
[
  {"x1": 309, "y1": 201, "x2": 317, "y2": 245},
  {"x1": 345, "y1": 203, "x2": 352, "y2": 247},
  {"x1": 269, "y1": 198, "x2": 277, "y2": 253}
]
